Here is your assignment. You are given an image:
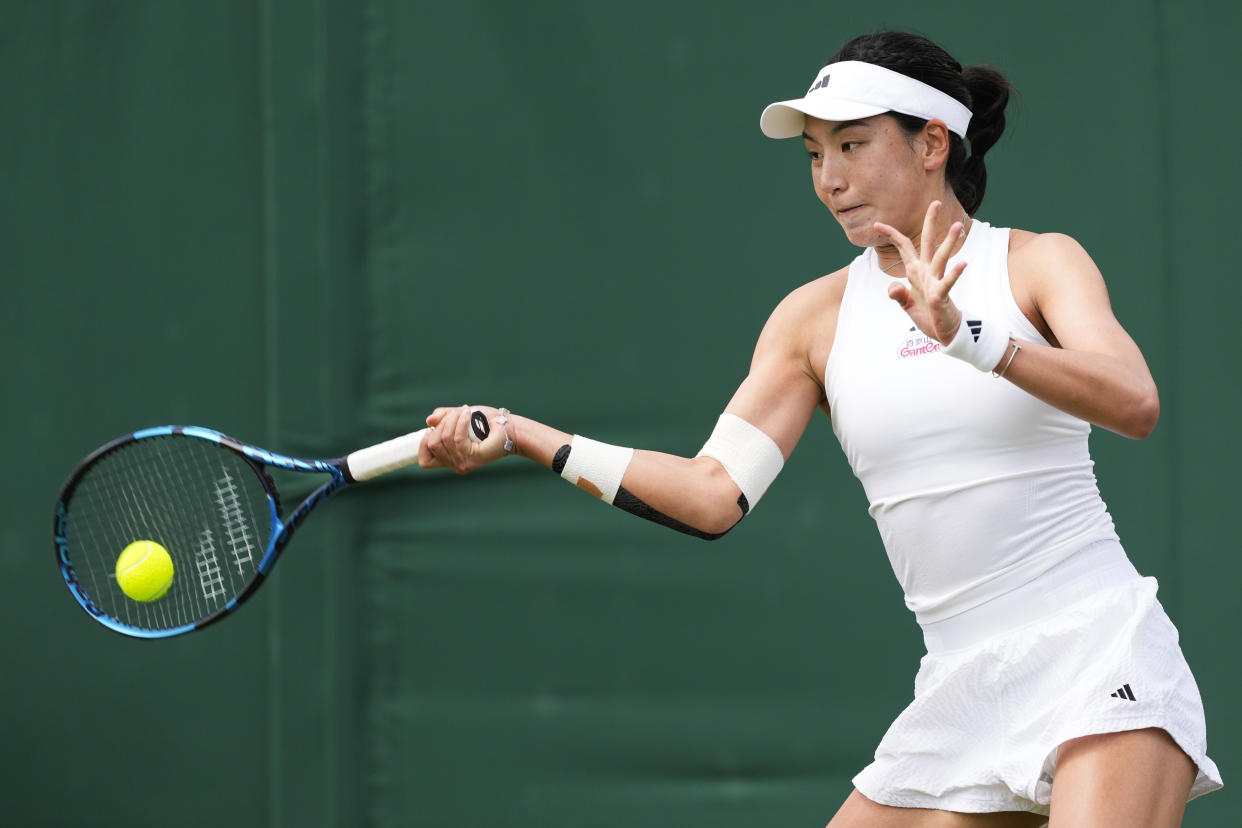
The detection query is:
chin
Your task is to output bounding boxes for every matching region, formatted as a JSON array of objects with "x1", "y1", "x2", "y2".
[{"x1": 839, "y1": 225, "x2": 883, "y2": 249}]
